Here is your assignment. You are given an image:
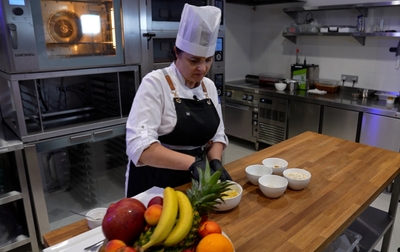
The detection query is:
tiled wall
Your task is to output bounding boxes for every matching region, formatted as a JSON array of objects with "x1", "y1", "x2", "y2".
[{"x1": 225, "y1": 1, "x2": 400, "y2": 92}]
